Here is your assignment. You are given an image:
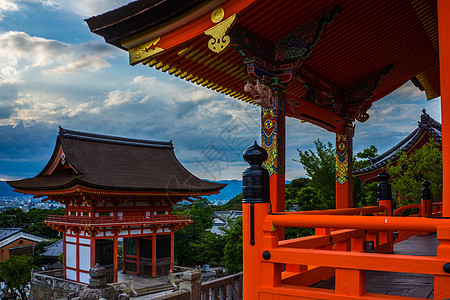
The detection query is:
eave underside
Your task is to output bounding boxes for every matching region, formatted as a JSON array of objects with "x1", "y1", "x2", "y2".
[{"x1": 88, "y1": 0, "x2": 440, "y2": 130}]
